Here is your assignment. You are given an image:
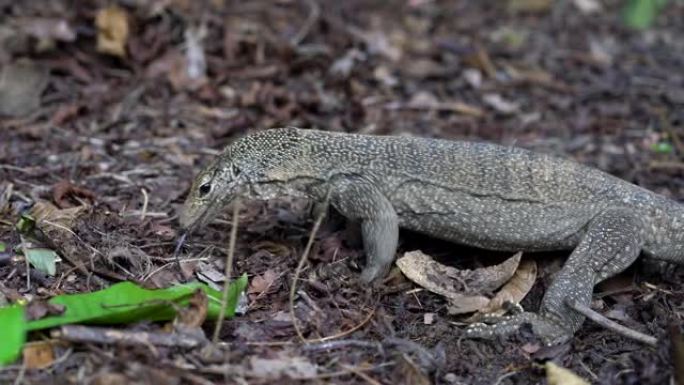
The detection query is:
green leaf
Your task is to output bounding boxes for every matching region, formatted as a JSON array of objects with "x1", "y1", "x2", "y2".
[
  {"x1": 27, "y1": 277, "x2": 247, "y2": 330},
  {"x1": 0, "y1": 305, "x2": 26, "y2": 366},
  {"x1": 211, "y1": 273, "x2": 249, "y2": 319},
  {"x1": 15, "y1": 214, "x2": 35, "y2": 234},
  {"x1": 0, "y1": 278, "x2": 248, "y2": 366},
  {"x1": 0, "y1": 242, "x2": 5, "y2": 252},
  {"x1": 622, "y1": 0, "x2": 668, "y2": 30},
  {"x1": 651, "y1": 141, "x2": 674, "y2": 154},
  {"x1": 25, "y1": 248, "x2": 57, "y2": 276}
]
